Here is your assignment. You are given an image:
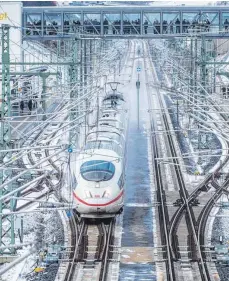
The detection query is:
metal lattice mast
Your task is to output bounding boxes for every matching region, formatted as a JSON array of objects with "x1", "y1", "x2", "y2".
[
  {"x1": 197, "y1": 35, "x2": 210, "y2": 150},
  {"x1": 201, "y1": 35, "x2": 207, "y2": 95},
  {"x1": 0, "y1": 25, "x2": 15, "y2": 255},
  {"x1": 69, "y1": 39, "x2": 79, "y2": 149},
  {"x1": 200, "y1": 35, "x2": 207, "y2": 146}
]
